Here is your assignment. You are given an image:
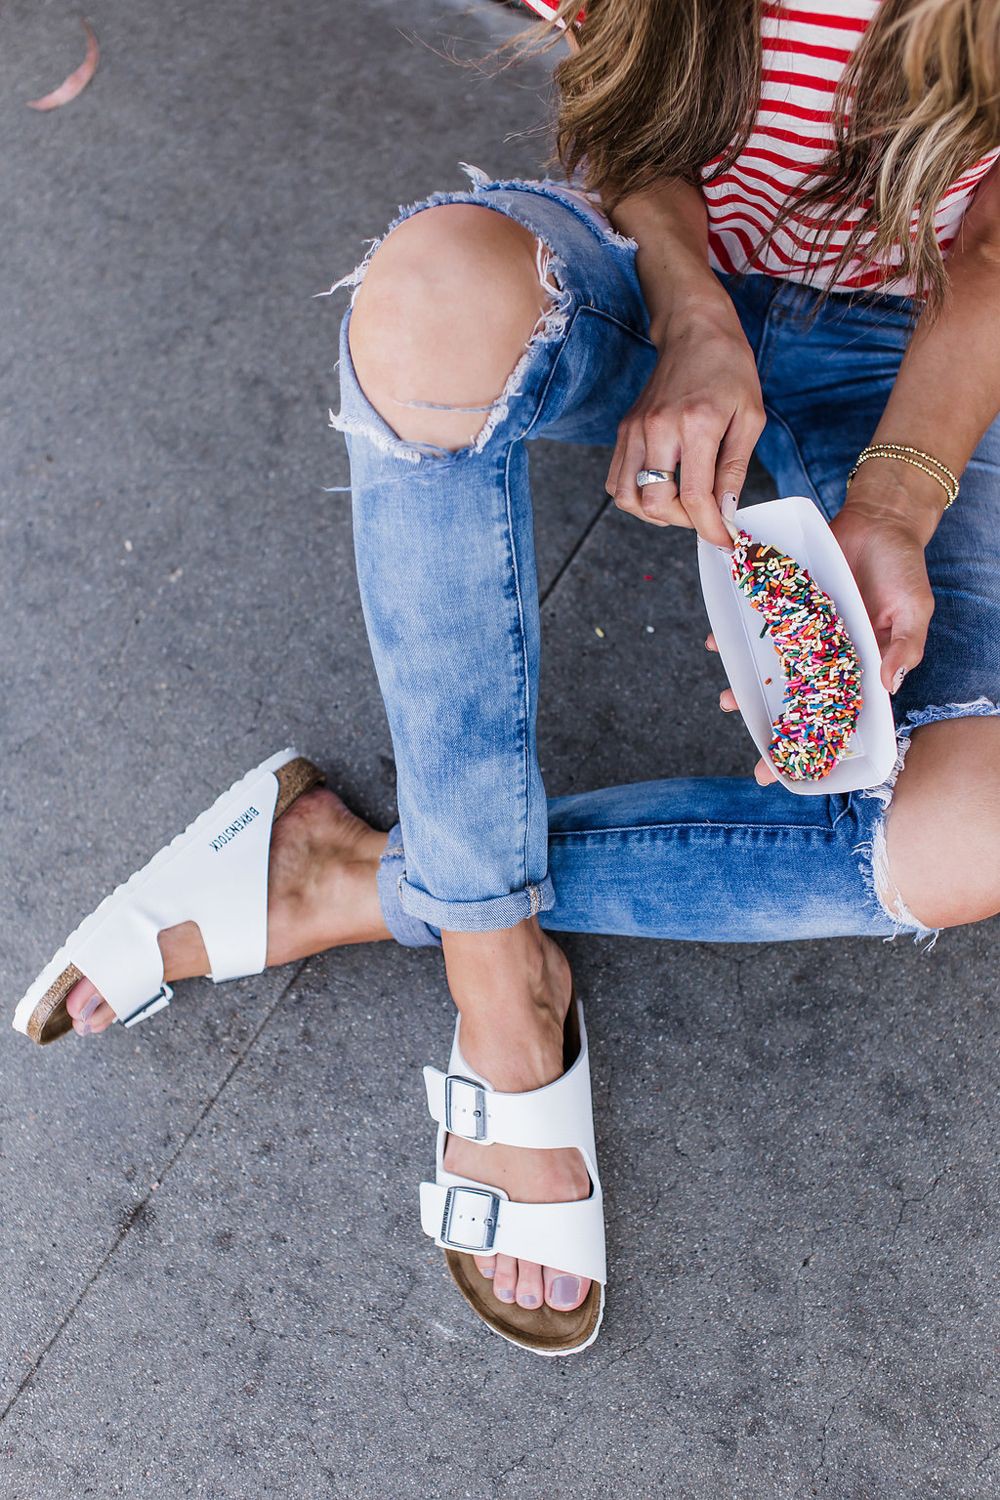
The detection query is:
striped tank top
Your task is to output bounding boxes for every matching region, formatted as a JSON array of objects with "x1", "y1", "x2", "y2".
[{"x1": 518, "y1": 0, "x2": 1000, "y2": 297}]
